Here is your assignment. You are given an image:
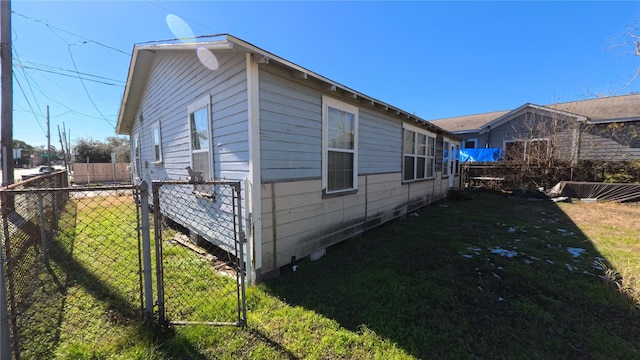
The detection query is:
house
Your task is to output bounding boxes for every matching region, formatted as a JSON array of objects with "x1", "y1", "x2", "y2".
[
  {"x1": 116, "y1": 34, "x2": 460, "y2": 282},
  {"x1": 429, "y1": 94, "x2": 640, "y2": 163}
]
